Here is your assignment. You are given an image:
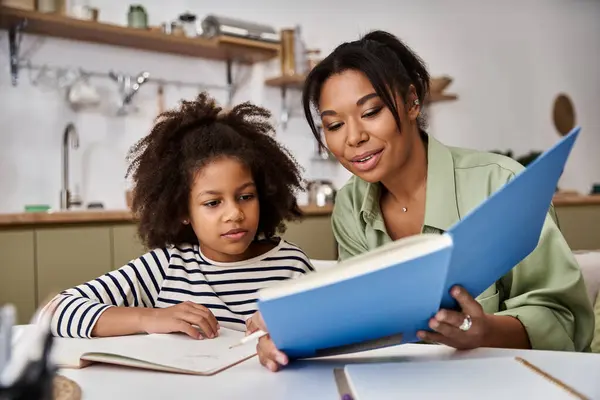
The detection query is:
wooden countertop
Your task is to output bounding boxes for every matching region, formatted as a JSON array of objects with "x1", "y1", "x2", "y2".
[
  {"x1": 552, "y1": 194, "x2": 600, "y2": 207},
  {"x1": 1, "y1": 194, "x2": 598, "y2": 228},
  {"x1": 0, "y1": 204, "x2": 334, "y2": 227}
]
